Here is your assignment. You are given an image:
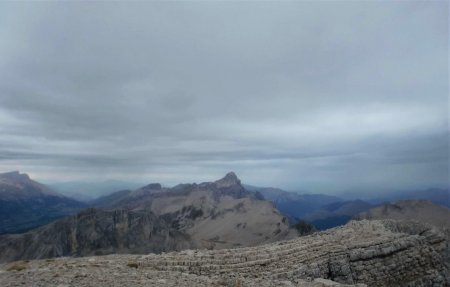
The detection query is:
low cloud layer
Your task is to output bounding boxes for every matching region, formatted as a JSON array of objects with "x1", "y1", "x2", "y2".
[{"x1": 0, "y1": 1, "x2": 448, "y2": 193}]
